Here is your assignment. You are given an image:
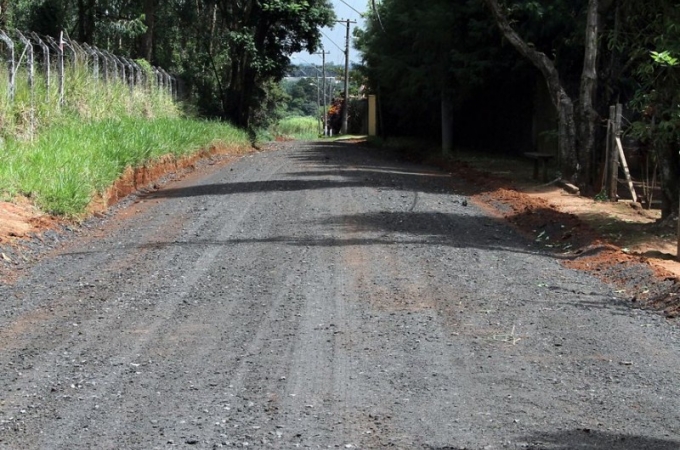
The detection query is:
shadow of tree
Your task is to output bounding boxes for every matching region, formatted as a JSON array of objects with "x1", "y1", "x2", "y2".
[
  {"x1": 427, "y1": 429, "x2": 679, "y2": 450},
  {"x1": 148, "y1": 141, "x2": 463, "y2": 200},
  {"x1": 520, "y1": 429, "x2": 680, "y2": 450}
]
